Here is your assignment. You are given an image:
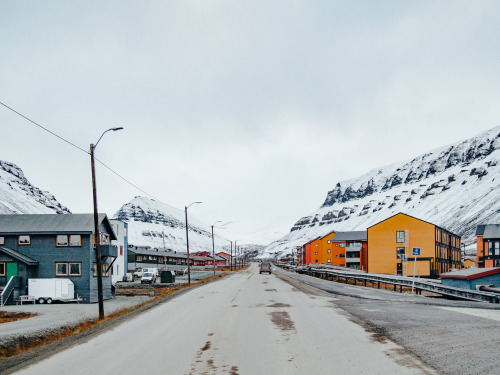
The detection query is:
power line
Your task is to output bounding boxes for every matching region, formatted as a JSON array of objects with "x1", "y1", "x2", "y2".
[
  {"x1": 0, "y1": 101, "x2": 88, "y2": 154},
  {"x1": 0, "y1": 100, "x2": 163, "y2": 203}
]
